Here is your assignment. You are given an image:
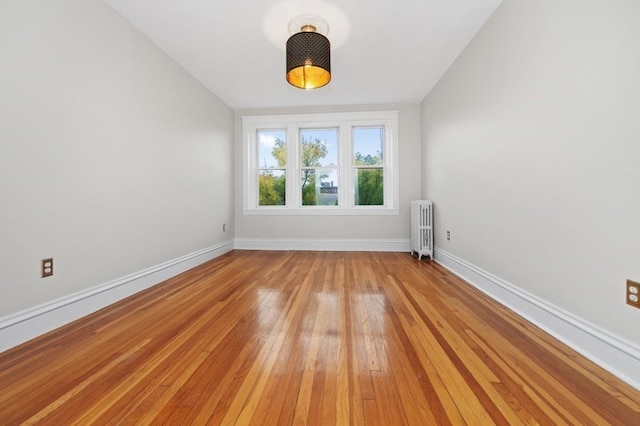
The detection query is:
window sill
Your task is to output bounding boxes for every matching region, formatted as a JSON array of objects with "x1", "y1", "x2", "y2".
[{"x1": 242, "y1": 207, "x2": 400, "y2": 216}]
